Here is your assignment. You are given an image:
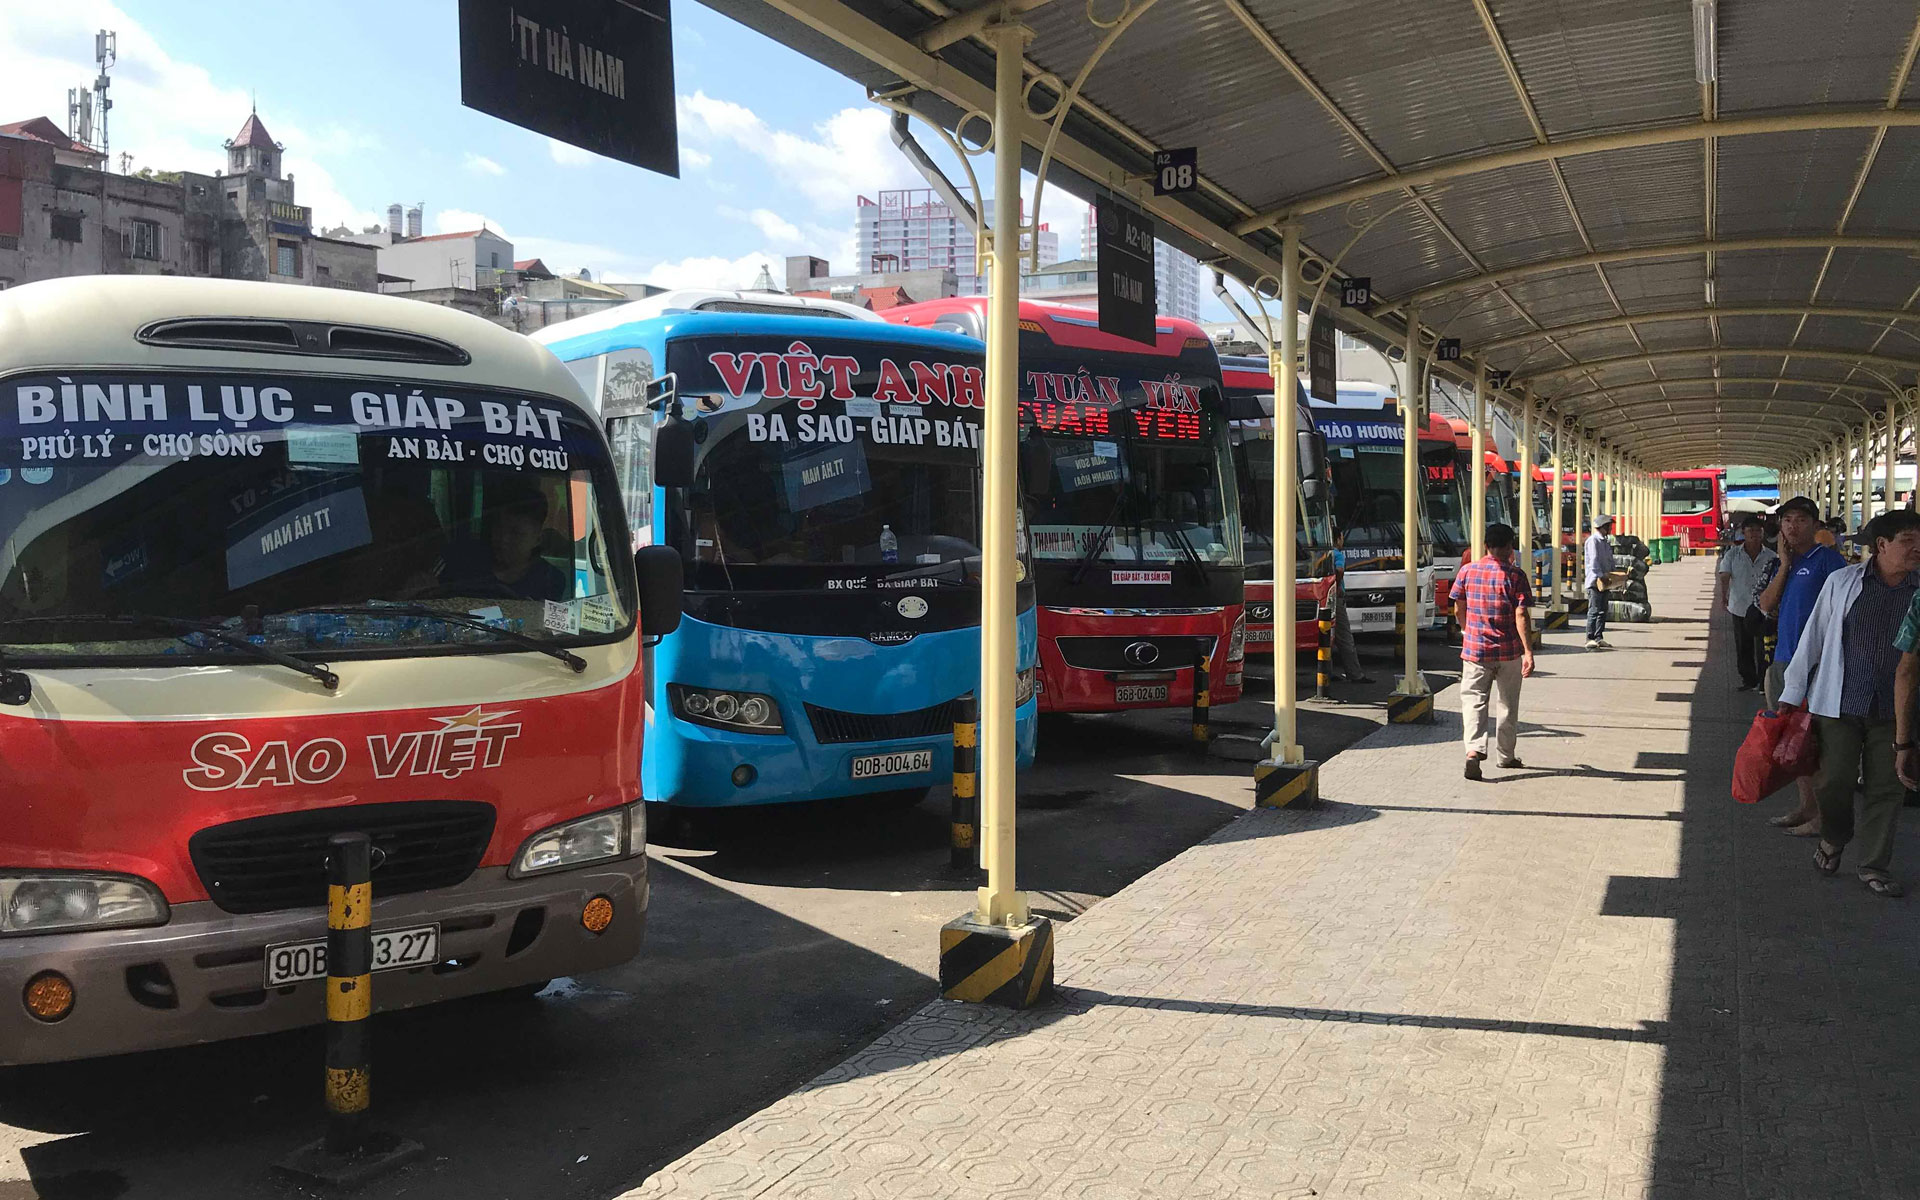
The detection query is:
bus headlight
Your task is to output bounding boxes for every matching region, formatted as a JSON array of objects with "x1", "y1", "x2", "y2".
[
  {"x1": 1, "y1": 873, "x2": 167, "y2": 936},
  {"x1": 669, "y1": 684, "x2": 784, "y2": 733},
  {"x1": 1227, "y1": 613, "x2": 1247, "y2": 663},
  {"x1": 1014, "y1": 667, "x2": 1037, "y2": 706},
  {"x1": 512, "y1": 806, "x2": 637, "y2": 877}
]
